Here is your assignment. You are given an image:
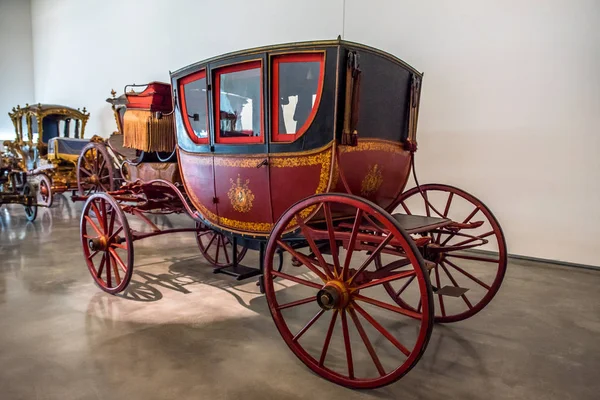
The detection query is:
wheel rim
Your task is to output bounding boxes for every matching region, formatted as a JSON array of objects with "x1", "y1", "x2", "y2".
[
  {"x1": 23, "y1": 184, "x2": 37, "y2": 222},
  {"x1": 37, "y1": 174, "x2": 53, "y2": 207},
  {"x1": 386, "y1": 184, "x2": 507, "y2": 323},
  {"x1": 78, "y1": 144, "x2": 115, "y2": 195},
  {"x1": 195, "y1": 222, "x2": 248, "y2": 267},
  {"x1": 81, "y1": 193, "x2": 133, "y2": 294},
  {"x1": 264, "y1": 193, "x2": 433, "y2": 389}
]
